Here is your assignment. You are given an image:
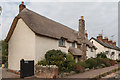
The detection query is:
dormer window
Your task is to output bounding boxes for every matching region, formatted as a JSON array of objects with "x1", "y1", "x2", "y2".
[
  {"x1": 72, "y1": 42, "x2": 75, "y2": 48},
  {"x1": 59, "y1": 38, "x2": 65, "y2": 47}
]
